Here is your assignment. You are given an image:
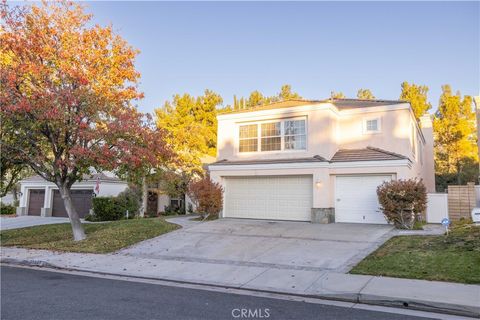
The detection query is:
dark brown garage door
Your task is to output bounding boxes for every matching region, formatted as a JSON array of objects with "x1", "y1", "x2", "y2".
[
  {"x1": 28, "y1": 189, "x2": 45, "y2": 216},
  {"x1": 52, "y1": 190, "x2": 93, "y2": 218}
]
